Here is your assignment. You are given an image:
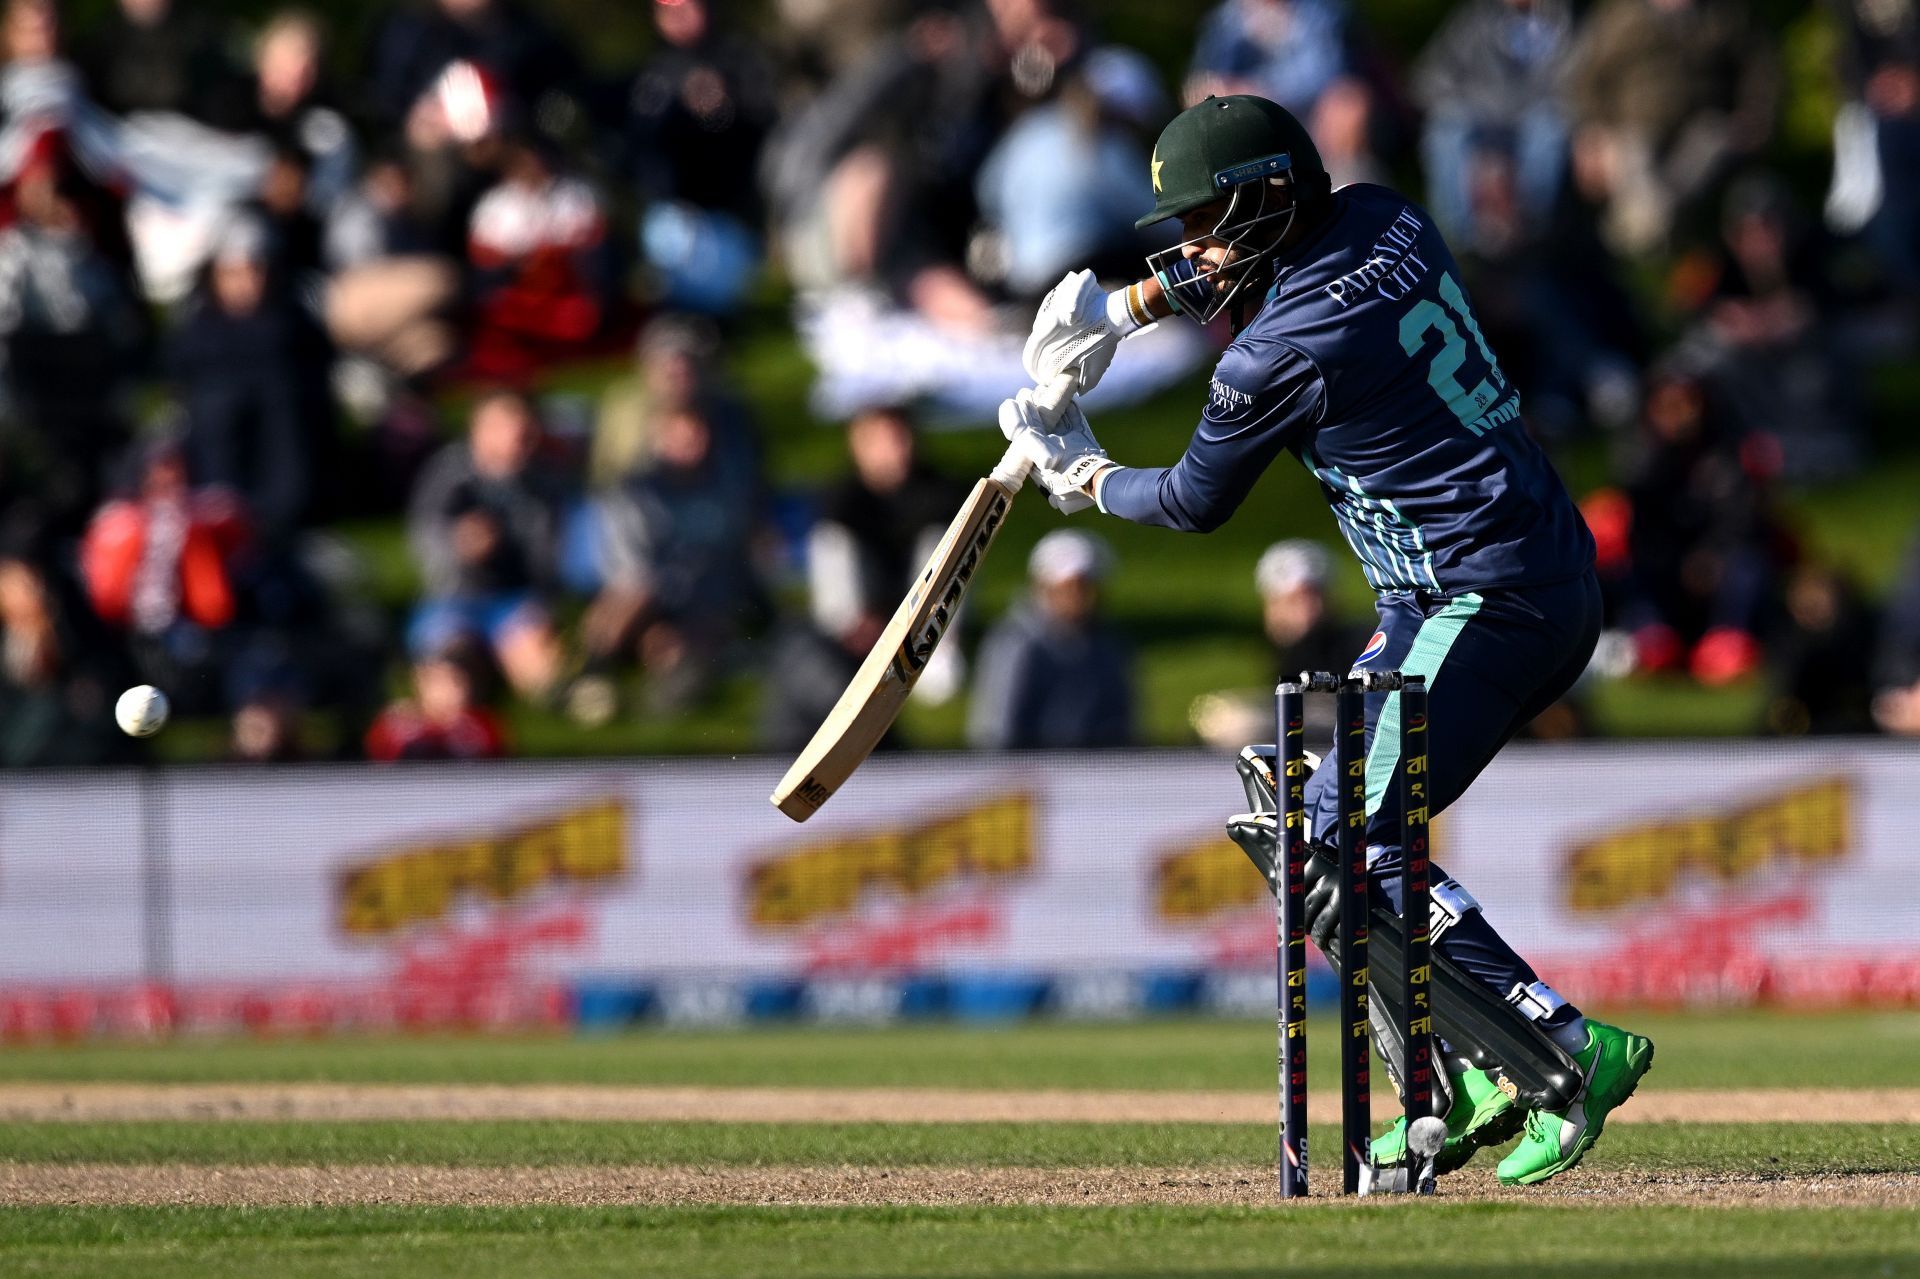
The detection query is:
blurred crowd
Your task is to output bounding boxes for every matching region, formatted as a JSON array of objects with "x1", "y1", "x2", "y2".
[{"x1": 4, "y1": 0, "x2": 1920, "y2": 766}]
